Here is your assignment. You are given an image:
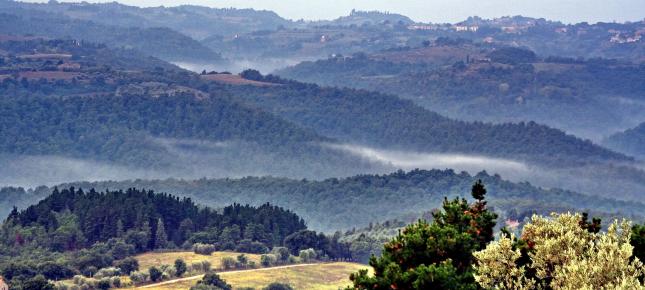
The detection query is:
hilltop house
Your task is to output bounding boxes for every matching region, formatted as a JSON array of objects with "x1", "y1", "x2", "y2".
[{"x1": 0, "y1": 276, "x2": 8, "y2": 290}]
